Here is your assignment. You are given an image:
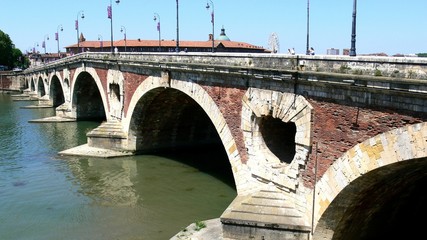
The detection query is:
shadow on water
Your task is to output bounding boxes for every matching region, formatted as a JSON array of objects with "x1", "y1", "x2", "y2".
[{"x1": 156, "y1": 144, "x2": 237, "y2": 190}]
